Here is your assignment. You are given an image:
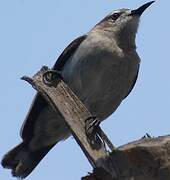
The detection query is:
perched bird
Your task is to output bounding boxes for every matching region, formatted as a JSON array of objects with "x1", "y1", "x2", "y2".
[{"x1": 1, "y1": 1, "x2": 154, "y2": 178}]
